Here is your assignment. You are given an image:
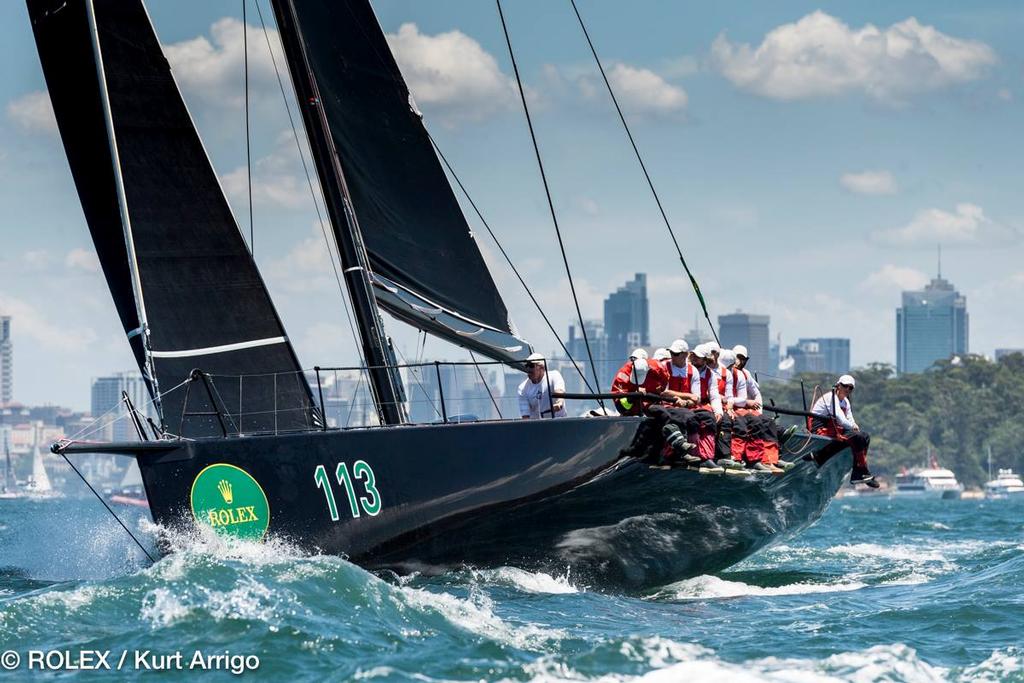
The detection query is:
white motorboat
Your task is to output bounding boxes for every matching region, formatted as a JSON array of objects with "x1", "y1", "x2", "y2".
[
  {"x1": 985, "y1": 469, "x2": 1024, "y2": 499},
  {"x1": 894, "y1": 467, "x2": 963, "y2": 500}
]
